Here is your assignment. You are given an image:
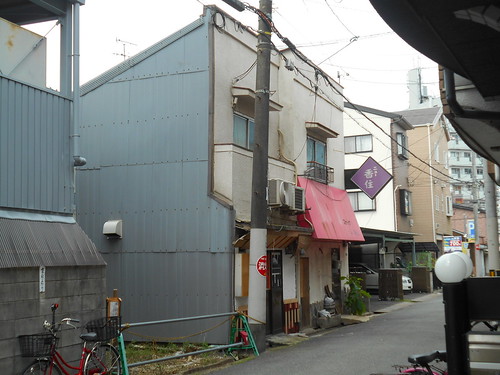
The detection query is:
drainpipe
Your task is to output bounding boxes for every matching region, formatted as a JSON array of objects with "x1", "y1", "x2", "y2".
[
  {"x1": 427, "y1": 125, "x2": 436, "y2": 243},
  {"x1": 394, "y1": 184, "x2": 401, "y2": 232},
  {"x1": 72, "y1": 1, "x2": 87, "y2": 167}
]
